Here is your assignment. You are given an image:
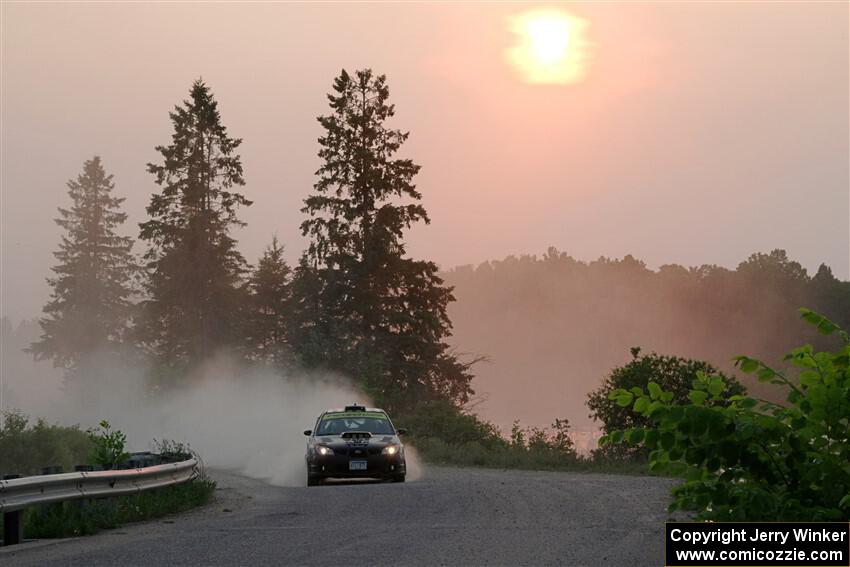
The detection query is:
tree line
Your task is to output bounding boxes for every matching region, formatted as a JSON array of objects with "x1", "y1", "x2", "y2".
[
  {"x1": 30, "y1": 70, "x2": 473, "y2": 413},
  {"x1": 440, "y1": 248, "x2": 849, "y2": 431}
]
